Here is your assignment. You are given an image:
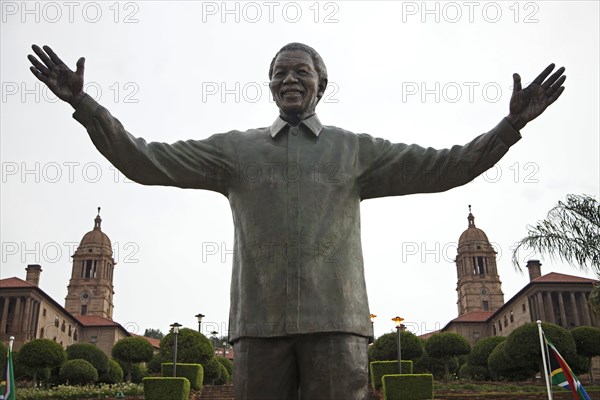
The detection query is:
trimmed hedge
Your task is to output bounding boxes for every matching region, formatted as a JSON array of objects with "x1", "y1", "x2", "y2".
[
  {"x1": 214, "y1": 363, "x2": 230, "y2": 385},
  {"x1": 370, "y1": 360, "x2": 413, "y2": 391},
  {"x1": 458, "y1": 363, "x2": 489, "y2": 381},
  {"x1": 66, "y1": 343, "x2": 109, "y2": 374},
  {"x1": 216, "y1": 356, "x2": 233, "y2": 378},
  {"x1": 204, "y1": 357, "x2": 222, "y2": 383},
  {"x1": 99, "y1": 359, "x2": 124, "y2": 384},
  {"x1": 59, "y1": 359, "x2": 98, "y2": 385},
  {"x1": 161, "y1": 362, "x2": 204, "y2": 391},
  {"x1": 143, "y1": 377, "x2": 190, "y2": 400},
  {"x1": 382, "y1": 374, "x2": 433, "y2": 400}
]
